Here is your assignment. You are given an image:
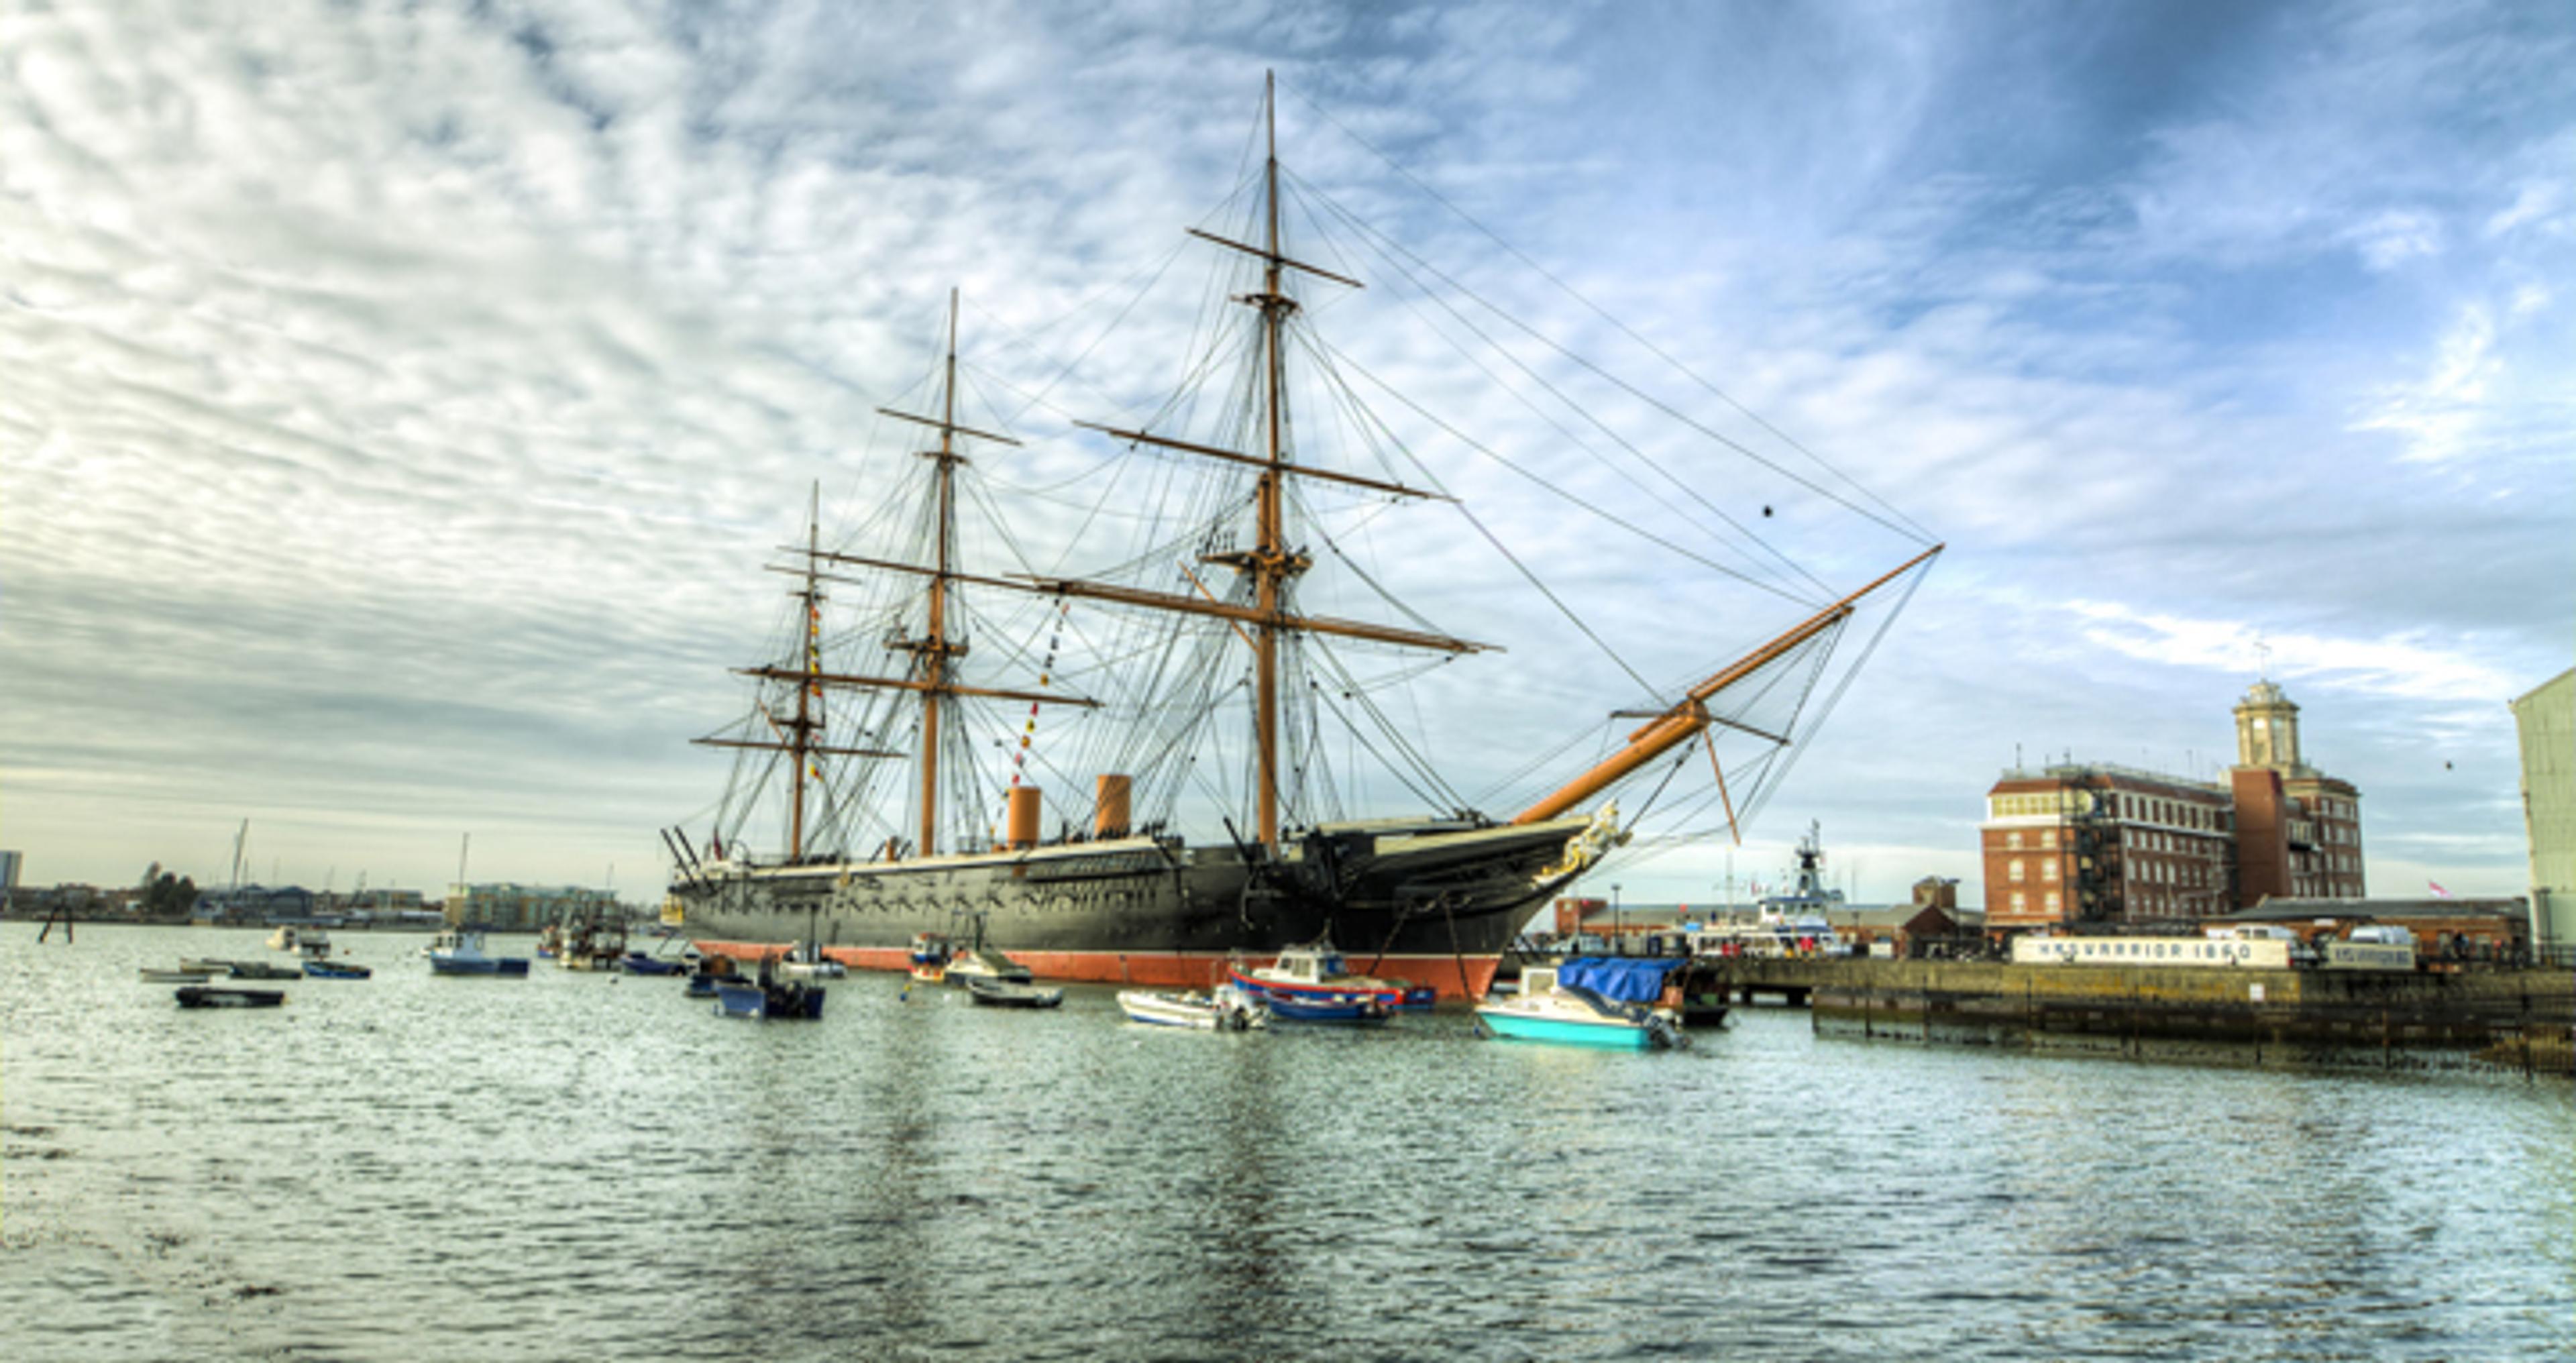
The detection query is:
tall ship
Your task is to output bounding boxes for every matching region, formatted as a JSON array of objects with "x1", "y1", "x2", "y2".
[{"x1": 665, "y1": 78, "x2": 1941, "y2": 999}]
